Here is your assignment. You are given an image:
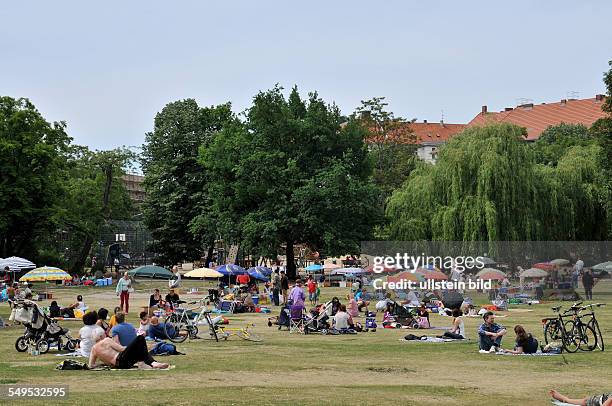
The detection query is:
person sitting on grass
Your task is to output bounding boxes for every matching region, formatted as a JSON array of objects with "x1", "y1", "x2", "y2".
[
  {"x1": 346, "y1": 293, "x2": 359, "y2": 318},
  {"x1": 96, "y1": 308, "x2": 110, "y2": 335},
  {"x1": 147, "y1": 316, "x2": 177, "y2": 340},
  {"x1": 502, "y1": 325, "x2": 538, "y2": 354},
  {"x1": 108, "y1": 306, "x2": 121, "y2": 329},
  {"x1": 148, "y1": 288, "x2": 163, "y2": 316},
  {"x1": 88, "y1": 330, "x2": 169, "y2": 370},
  {"x1": 549, "y1": 389, "x2": 612, "y2": 406},
  {"x1": 78, "y1": 311, "x2": 105, "y2": 358},
  {"x1": 442, "y1": 309, "x2": 466, "y2": 339},
  {"x1": 333, "y1": 304, "x2": 351, "y2": 332},
  {"x1": 478, "y1": 311, "x2": 507, "y2": 352},
  {"x1": 137, "y1": 311, "x2": 150, "y2": 336},
  {"x1": 354, "y1": 288, "x2": 370, "y2": 313},
  {"x1": 110, "y1": 312, "x2": 137, "y2": 346}
]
